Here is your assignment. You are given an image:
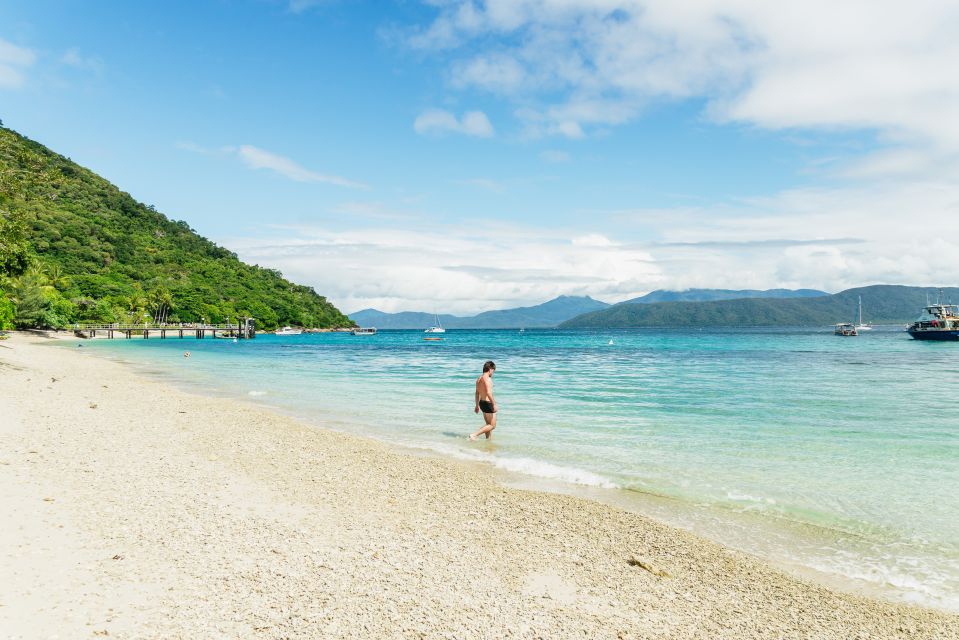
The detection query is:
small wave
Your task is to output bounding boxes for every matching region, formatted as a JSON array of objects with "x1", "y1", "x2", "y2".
[
  {"x1": 248, "y1": 390, "x2": 268, "y2": 397},
  {"x1": 489, "y1": 456, "x2": 619, "y2": 488},
  {"x1": 413, "y1": 442, "x2": 619, "y2": 489},
  {"x1": 726, "y1": 491, "x2": 777, "y2": 505}
]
